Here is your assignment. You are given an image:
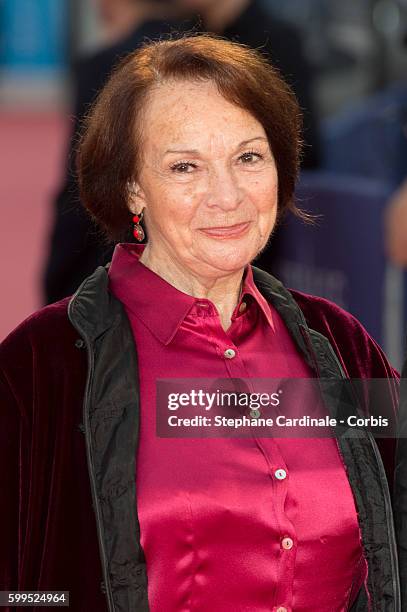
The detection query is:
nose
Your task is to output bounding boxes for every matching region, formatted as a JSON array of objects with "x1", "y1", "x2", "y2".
[{"x1": 206, "y1": 165, "x2": 243, "y2": 211}]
